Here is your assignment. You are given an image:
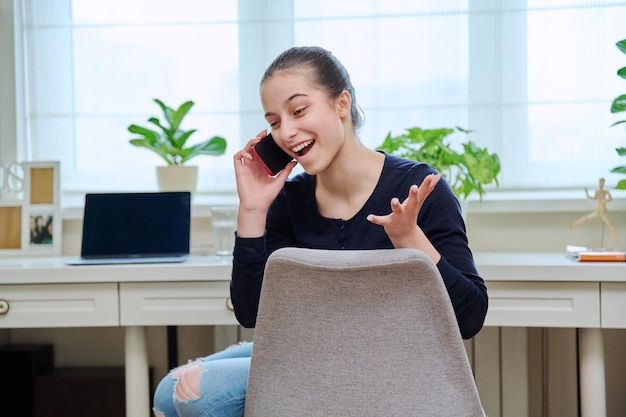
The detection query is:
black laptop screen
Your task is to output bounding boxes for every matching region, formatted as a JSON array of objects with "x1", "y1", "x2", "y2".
[{"x1": 80, "y1": 192, "x2": 191, "y2": 258}]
